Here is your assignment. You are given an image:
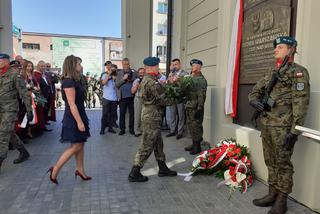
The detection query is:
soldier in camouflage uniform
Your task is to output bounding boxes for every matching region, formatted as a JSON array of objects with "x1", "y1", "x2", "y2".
[
  {"x1": 0, "y1": 53, "x2": 33, "y2": 173},
  {"x1": 249, "y1": 37, "x2": 310, "y2": 214},
  {"x1": 128, "y1": 57, "x2": 177, "y2": 182},
  {"x1": 184, "y1": 59, "x2": 208, "y2": 155}
]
